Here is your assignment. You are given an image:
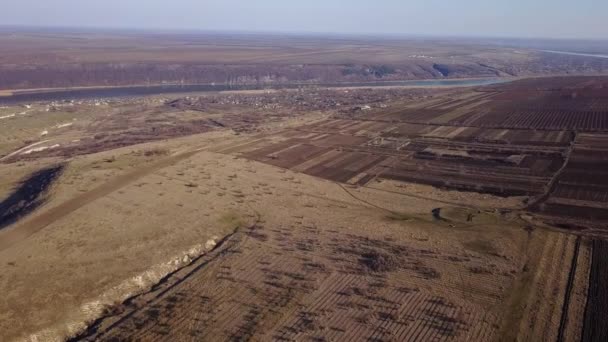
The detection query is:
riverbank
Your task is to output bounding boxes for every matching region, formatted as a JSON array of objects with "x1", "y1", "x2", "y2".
[{"x1": 0, "y1": 78, "x2": 511, "y2": 104}]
